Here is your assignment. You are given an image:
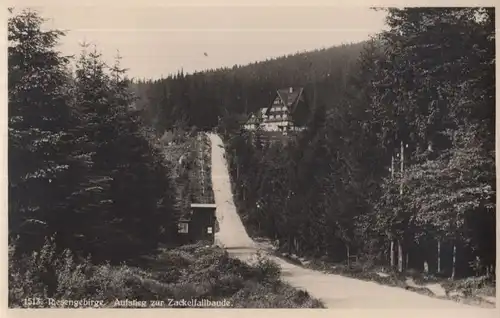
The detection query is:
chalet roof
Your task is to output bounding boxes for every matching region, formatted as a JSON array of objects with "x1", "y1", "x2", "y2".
[
  {"x1": 244, "y1": 87, "x2": 306, "y2": 127},
  {"x1": 245, "y1": 108, "x2": 268, "y2": 125},
  {"x1": 277, "y1": 87, "x2": 304, "y2": 107},
  {"x1": 245, "y1": 116, "x2": 258, "y2": 125},
  {"x1": 266, "y1": 87, "x2": 304, "y2": 116},
  {"x1": 259, "y1": 108, "x2": 268, "y2": 116}
]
